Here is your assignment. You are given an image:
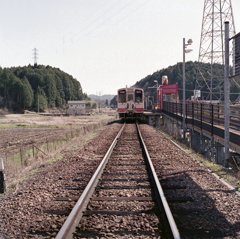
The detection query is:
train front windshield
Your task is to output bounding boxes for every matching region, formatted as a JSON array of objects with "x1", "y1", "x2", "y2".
[
  {"x1": 118, "y1": 90, "x2": 126, "y2": 103},
  {"x1": 135, "y1": 90, "x2": 143, "y2": 103},
  {"x1": 128, "y1": 94, "x2": 133, "y2": 101}
]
